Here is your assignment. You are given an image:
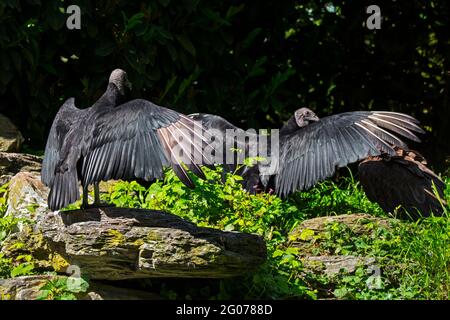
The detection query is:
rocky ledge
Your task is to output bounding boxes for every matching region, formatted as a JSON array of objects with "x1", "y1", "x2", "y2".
[
  {"x1": 1, "y1": 171, "x2": 266, "y2": 281},
  {"x1": 38, "y1": 207, "x2": 267, "y2": 280},
  {"x1": 288, "y1": 214, "x2": 390, "y2": 279},
  {"x1": 0, "y1": 275, "x2": 162, "y2": 300}
]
